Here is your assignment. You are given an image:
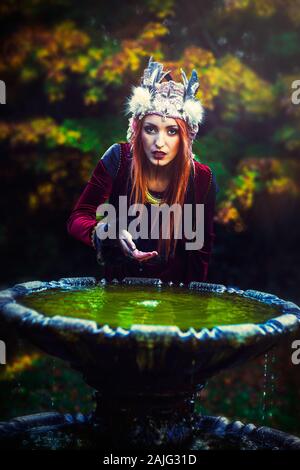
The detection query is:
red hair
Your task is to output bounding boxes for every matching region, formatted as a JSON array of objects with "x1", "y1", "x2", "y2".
[{"x1": 129, "y1": 116, "x2": 193, "y2": 260}]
